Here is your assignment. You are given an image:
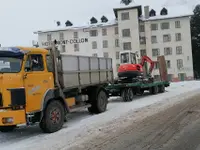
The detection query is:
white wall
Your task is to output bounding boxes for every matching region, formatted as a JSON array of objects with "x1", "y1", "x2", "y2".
[
  {"x1": 117, "y1": 9, "x2": 140, "y2": 53},
  {"x1": 144, "y1": 16, "x2": 193, "y2": 79},
  {"x1": 37, "y1": 8, "x2": 194, "y2": 81}
]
